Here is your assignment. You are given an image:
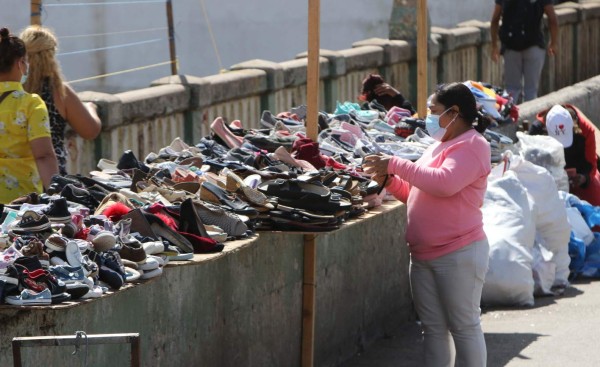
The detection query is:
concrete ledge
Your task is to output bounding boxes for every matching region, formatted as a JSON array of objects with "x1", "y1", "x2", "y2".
[
  {"x1": 230, "y1": 59, "x2": 284, "y2": 90},
  {"x1": 352, "y1": 38, "x2": 415, "y2": 65},
  {"x1": 580, "y1": 2, "x2": 600, "y2": 20},
  {"x1": 295, "y1": 49, "x2": 347, "y2": 77},
  {"x1": 554, "y1": 7, "x2": 580, "y2": 24},
  {"x1": 337, "y1": 46, "x2": 384, "y2": 72},
  {"x1": 77, "y1": 91, "x2": 122, "y2": 130},
  {"x1": 151, "y1": 74, "x2": 211, "y2": 109},
  {"x1": 201, "y1": 69, "x2": 268, "y2": 104},
  {"x1": 279, "y1": 56, "x2": 330, "y2": 87},
  {"x1": 432, "y1": 26, "x2": 481, "y2": 51},
  {"x1": 0, "y1": 202, "x2": 411, "y2": 367},
  {"x1": 115, "y1": 84, "x2": 189, "y2": 124},
  {"x1": 457, "y1": 19, "x2": 492, "y2": 43},
  {"x1": 518, "y1": 75, "x2": 600, "y2": 123}
]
